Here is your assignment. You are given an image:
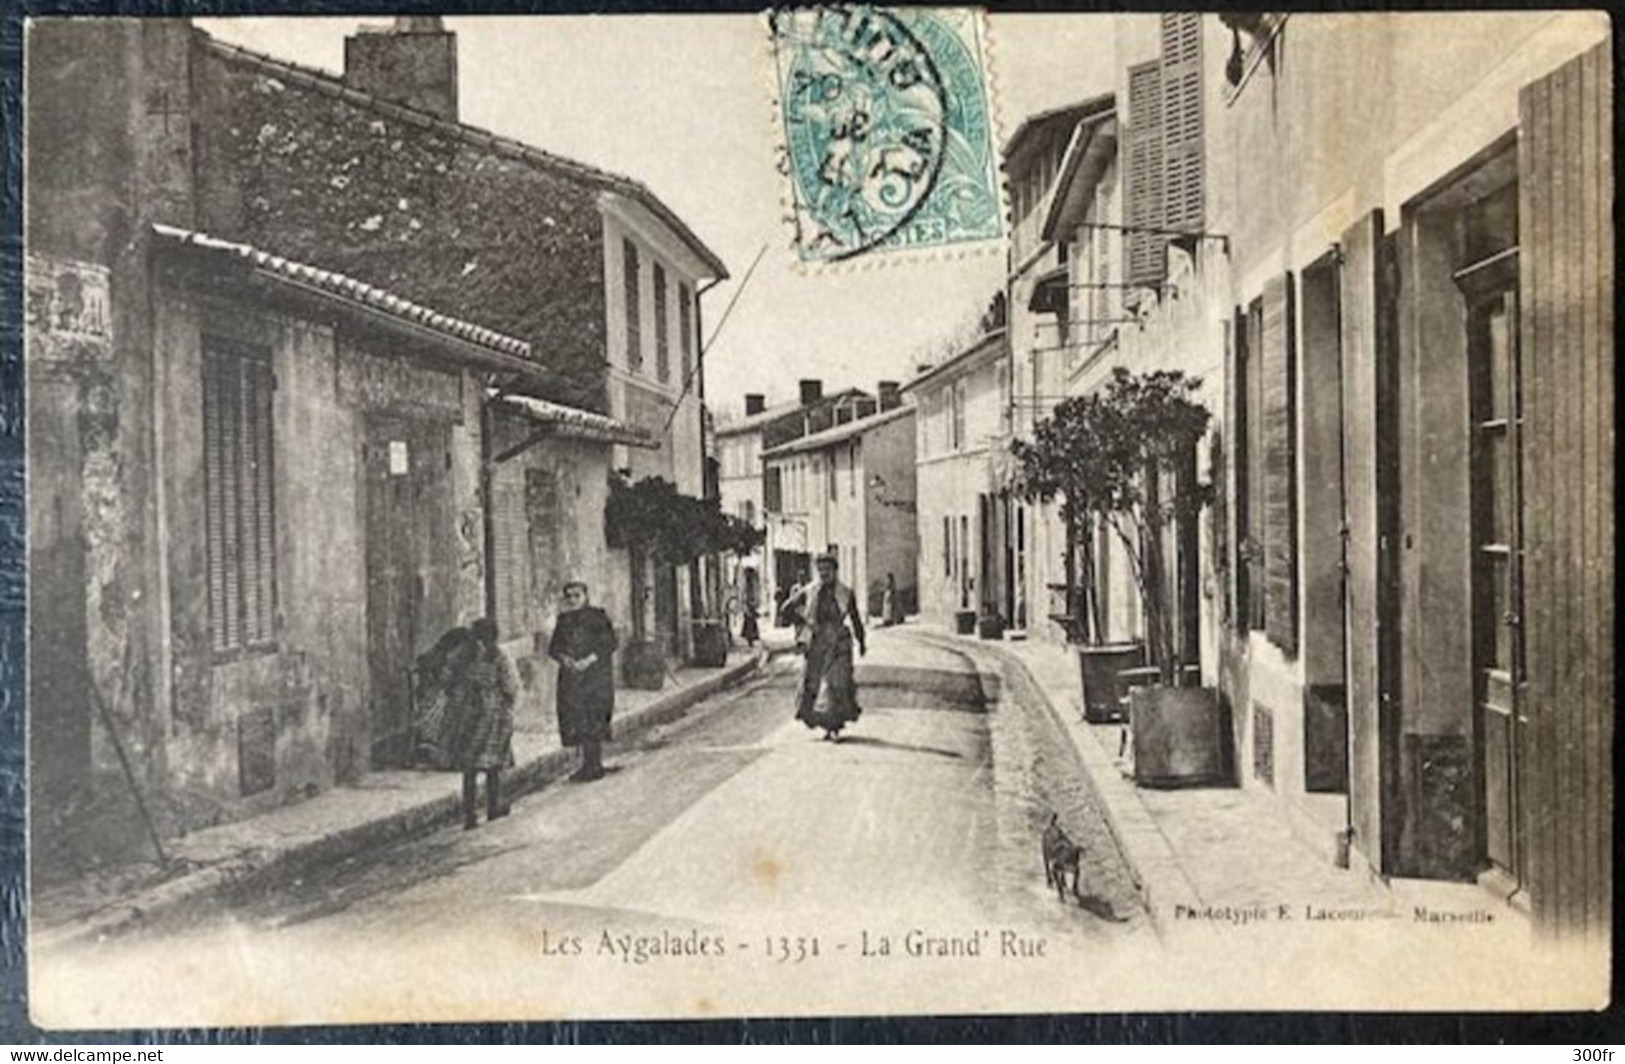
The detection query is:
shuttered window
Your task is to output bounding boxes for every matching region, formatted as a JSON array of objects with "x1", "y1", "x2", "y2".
[
  {"x1": 654, "y1": 263, "x2": 670, "y2": 384},
  {"x1": 623, "y1": 239, "x2": 642, "y2": 373},
  {"x1": 1160, "y1": 13, "x2": 1205, "y2": 241},
  {"x1": 679, "y1": 283, "x2": 695, "y2": 384},
  {"x1": 1237, "y1": 299, "x2": 1267, "y2": 632},
  {"x1": 203, "y1": 336, "x2": 277, "y2": 654},
  {"x1": 1125, "y1": 59, "x2": 1166, "y2": 289},
  {"x1": 1261, "y1": 274, "x2": 1299, "y2": 655}
]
